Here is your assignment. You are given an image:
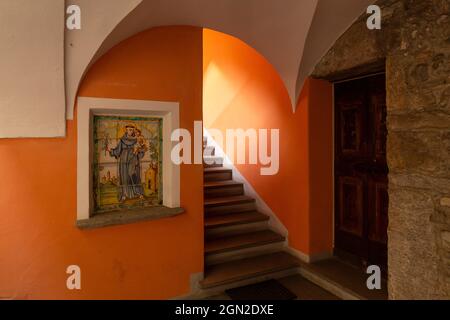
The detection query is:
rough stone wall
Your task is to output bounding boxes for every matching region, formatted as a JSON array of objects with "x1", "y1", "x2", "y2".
[{"x1": 313, "y1": 0, "x2": 450, "y2": 299}]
